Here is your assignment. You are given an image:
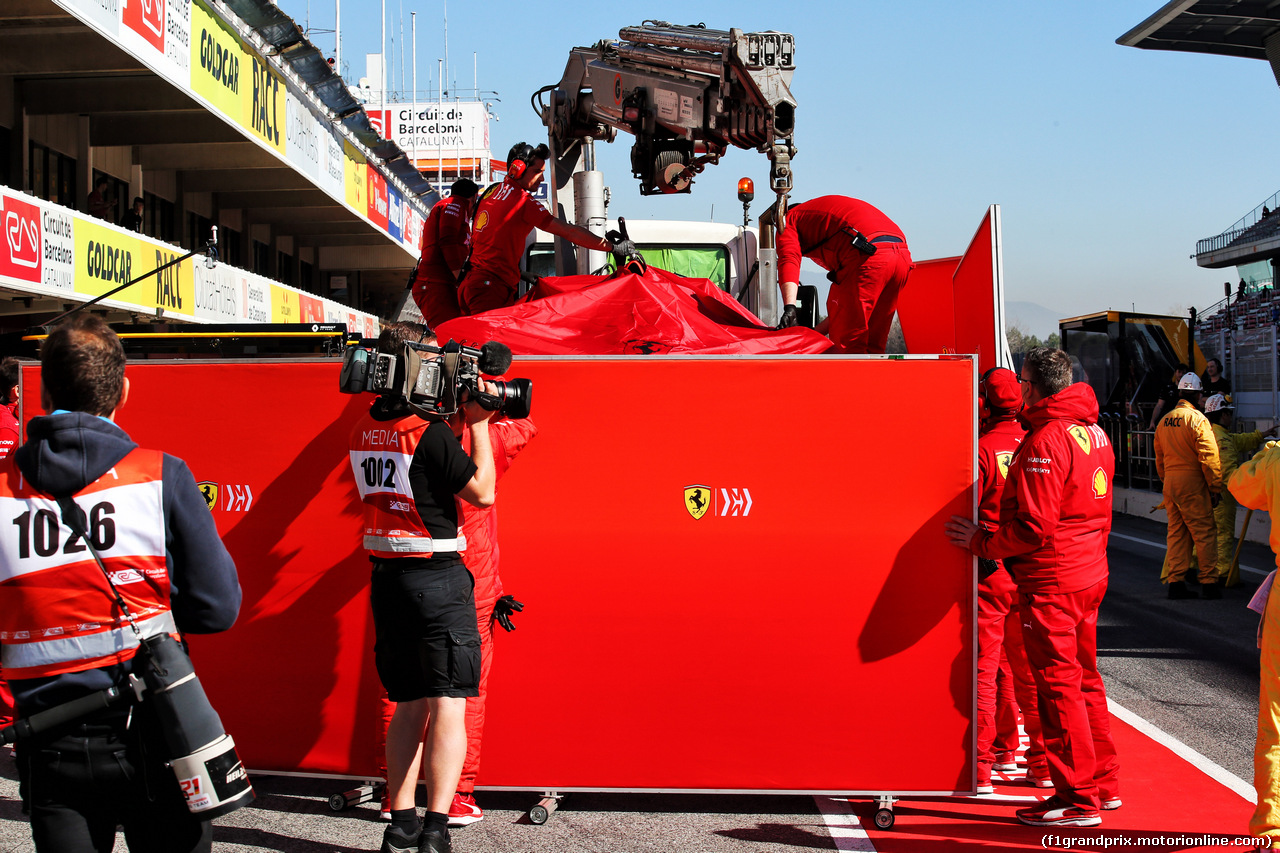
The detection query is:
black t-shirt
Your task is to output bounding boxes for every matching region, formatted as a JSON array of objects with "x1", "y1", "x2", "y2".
[
  {"x1": 409, "y1": 419, "x2": 477, "y2": 542},
  {"x1": 1203, "y1": 376, "x2": 1230, "y2": 397},
  {"x1": 368, "y1": 399, "x2": 476, "y2": 556}
]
